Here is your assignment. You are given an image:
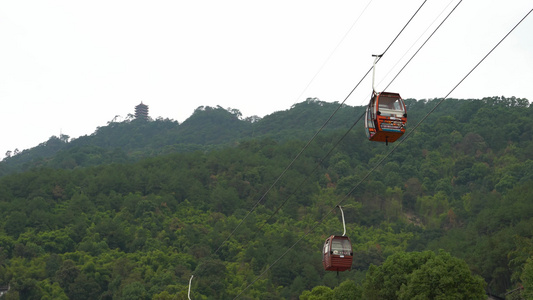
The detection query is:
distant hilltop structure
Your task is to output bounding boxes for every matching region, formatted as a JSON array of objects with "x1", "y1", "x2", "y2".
[{"x1": 135, "y1": 102, "x2": 149, "y2": 121}]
